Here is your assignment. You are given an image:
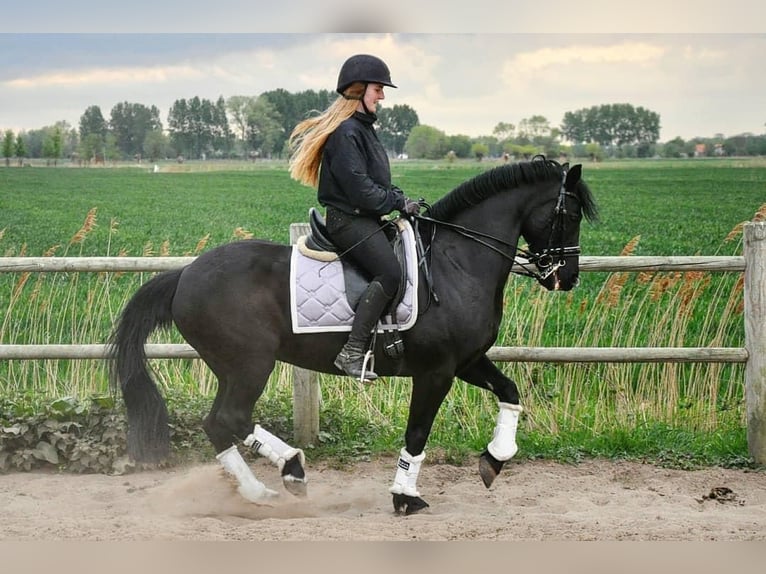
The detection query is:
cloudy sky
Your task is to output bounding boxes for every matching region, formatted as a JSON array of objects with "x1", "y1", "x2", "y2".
[{"x1": 2, "y1": 2, "x2": 764, "y2": 142}]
